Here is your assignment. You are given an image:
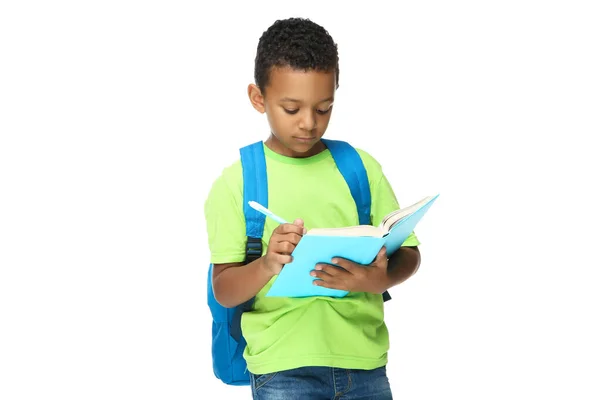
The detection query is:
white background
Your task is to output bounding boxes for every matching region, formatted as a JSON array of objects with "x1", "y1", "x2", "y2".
[{"x1": 1, "y1": 1, "x2": 599, "y2": 399}]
